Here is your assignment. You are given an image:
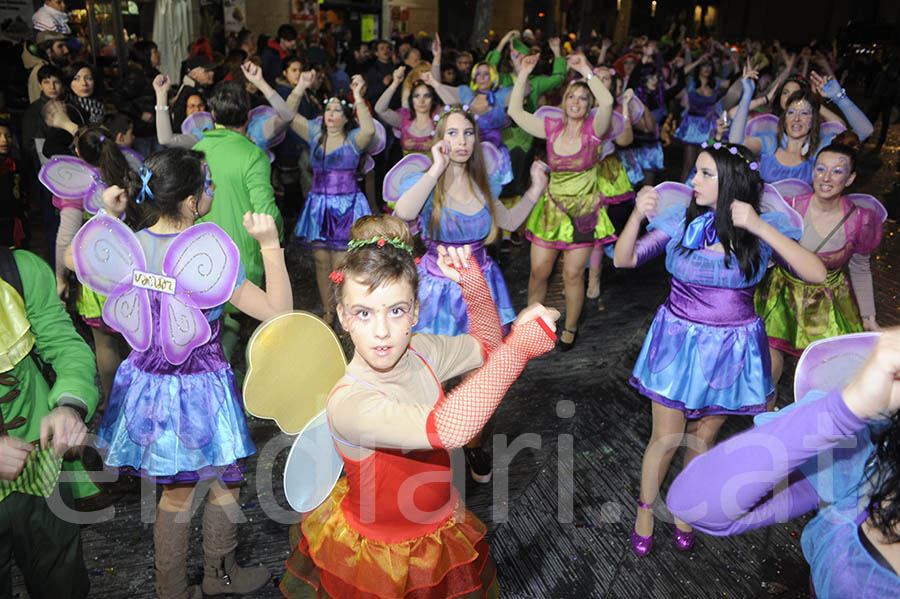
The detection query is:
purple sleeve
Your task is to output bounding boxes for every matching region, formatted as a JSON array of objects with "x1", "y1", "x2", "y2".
[
  {"x1": 633, "y1": 228, "x2": 671, "y2": 267},
  {"x1": 667, "y1": 390, "x2": 868, "y2": 536}
]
